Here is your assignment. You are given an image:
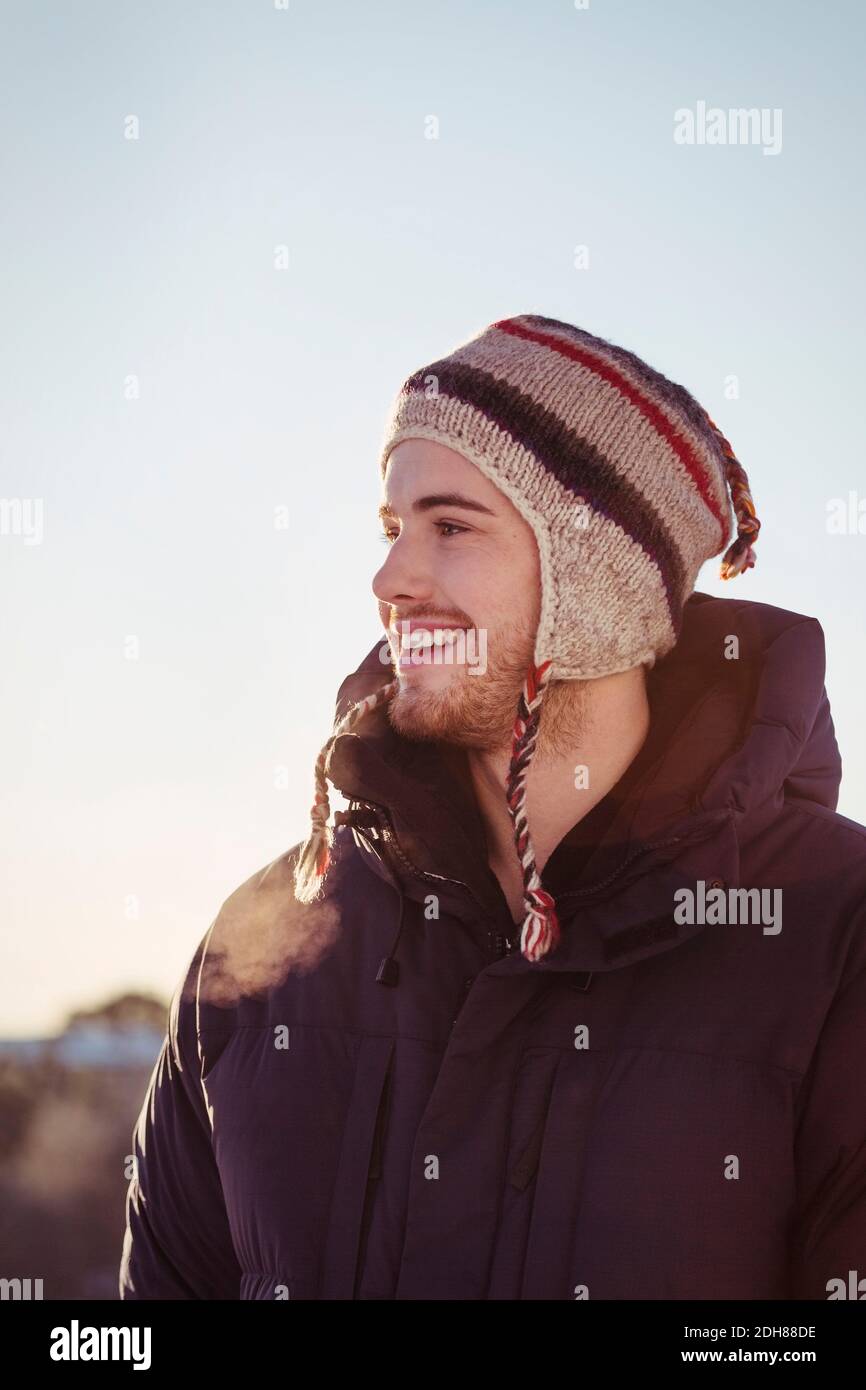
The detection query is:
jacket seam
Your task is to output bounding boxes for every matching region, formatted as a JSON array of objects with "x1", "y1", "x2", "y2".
[
  {"x1": 196, "y1": 1024, "x2": 806, "y2": 1079},
  {"x1": 604, "y1": 1042, "x2": 804, "y2": 1080},
  {"x1": 782, "y1": 799, "x2": 866, "y2": 845},
  {"x1": 198, "y1": 1022, "x2": 446, "y2": 1048}
]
